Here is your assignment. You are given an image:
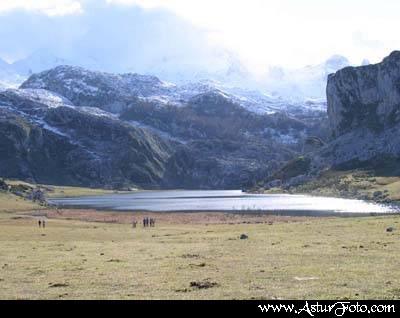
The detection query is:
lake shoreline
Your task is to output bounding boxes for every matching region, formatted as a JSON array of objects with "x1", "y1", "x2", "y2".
[
  {"x1": 48, "y1": 190, "x2": 397, "y2": 216},
  {"x1": 45, "y1": 204, "x2": 398, "y2": 218},
  {"x1": 23, "y1": 208, "x2": 316, "y2": 225}
]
